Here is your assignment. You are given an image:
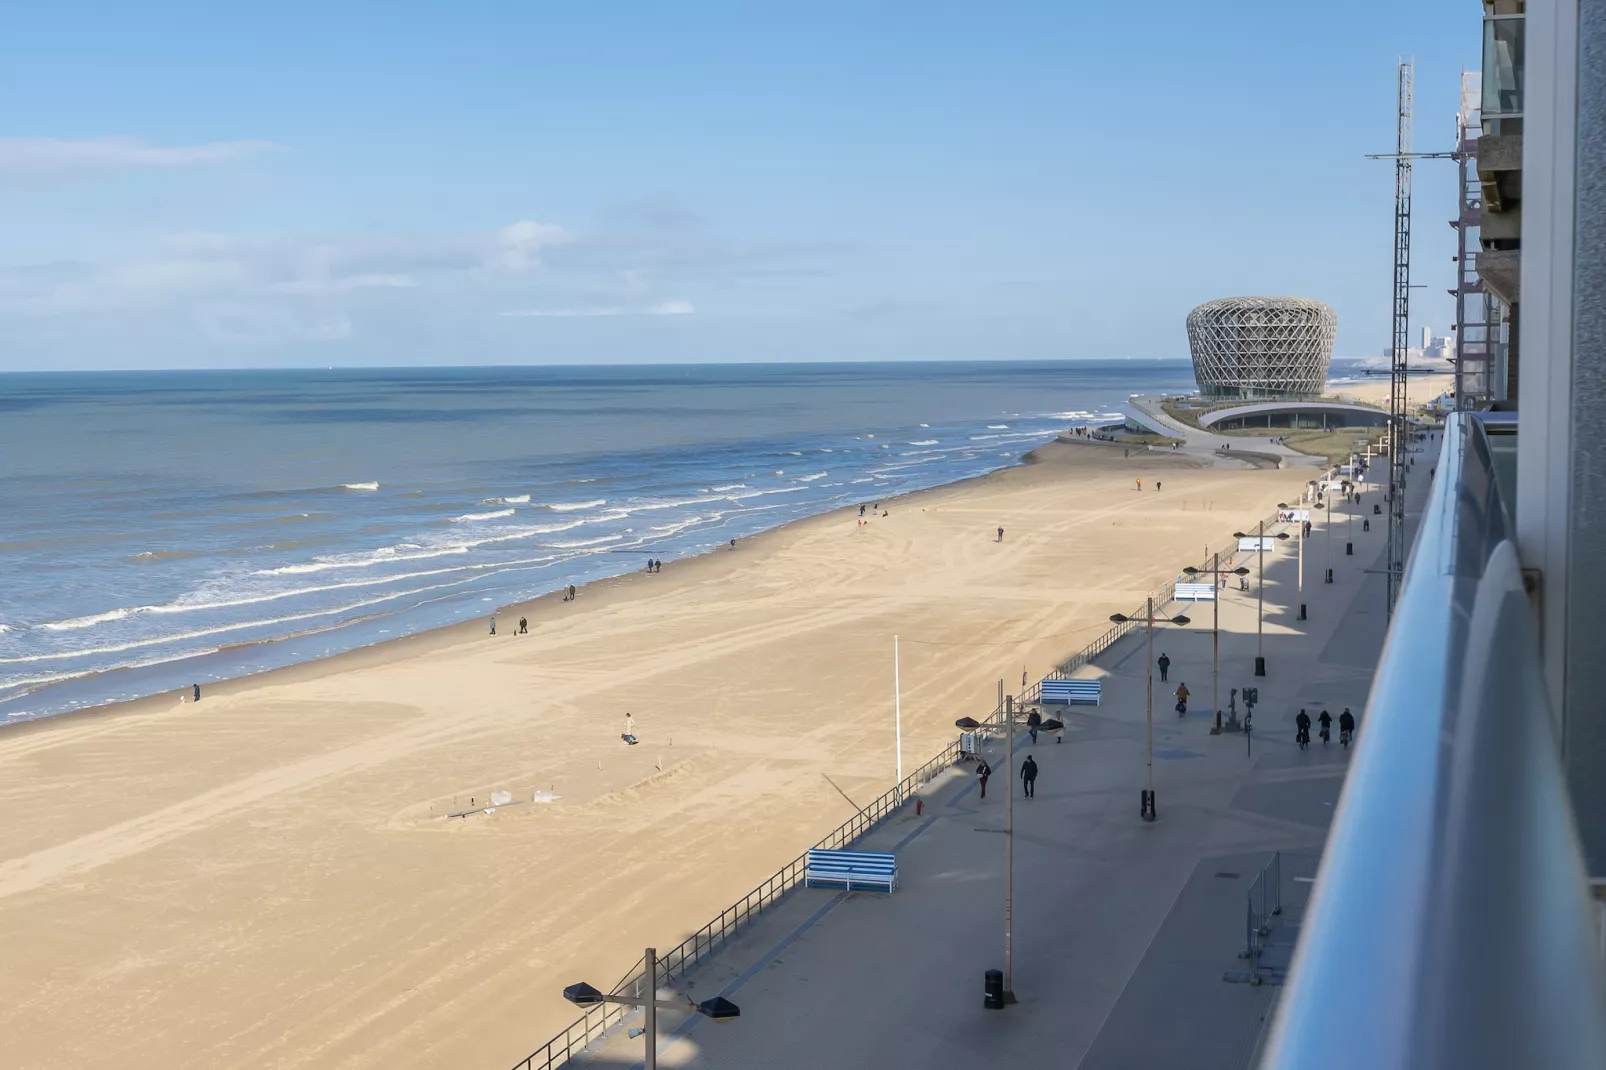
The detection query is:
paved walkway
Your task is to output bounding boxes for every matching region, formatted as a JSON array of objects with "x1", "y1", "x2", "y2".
[
  {"x1": 1125, "y1": 397, "x2": 1326, "y2": 469},
  {"x1": 569, "y1": 444, "x2": 1438, "y2": 1069}
]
